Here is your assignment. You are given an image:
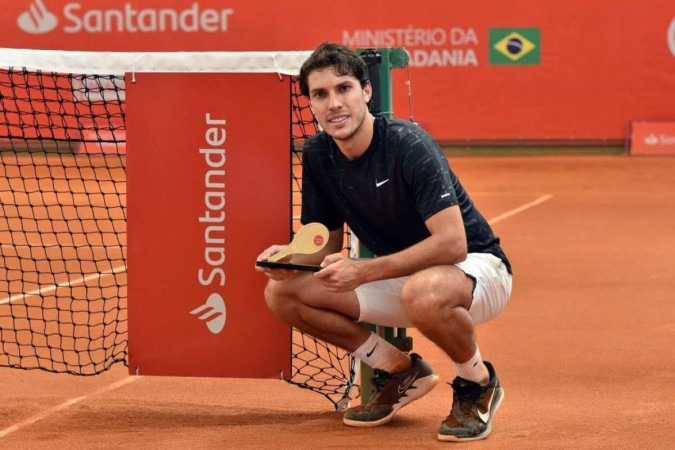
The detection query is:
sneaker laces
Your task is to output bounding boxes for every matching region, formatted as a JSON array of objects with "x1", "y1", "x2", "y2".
[
  {"x1": 449, "y1": 378, "x2": 484, "y2": 415},
  {"x1": 371, "y1": 369, "x2": 393, "y2": 392}
]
